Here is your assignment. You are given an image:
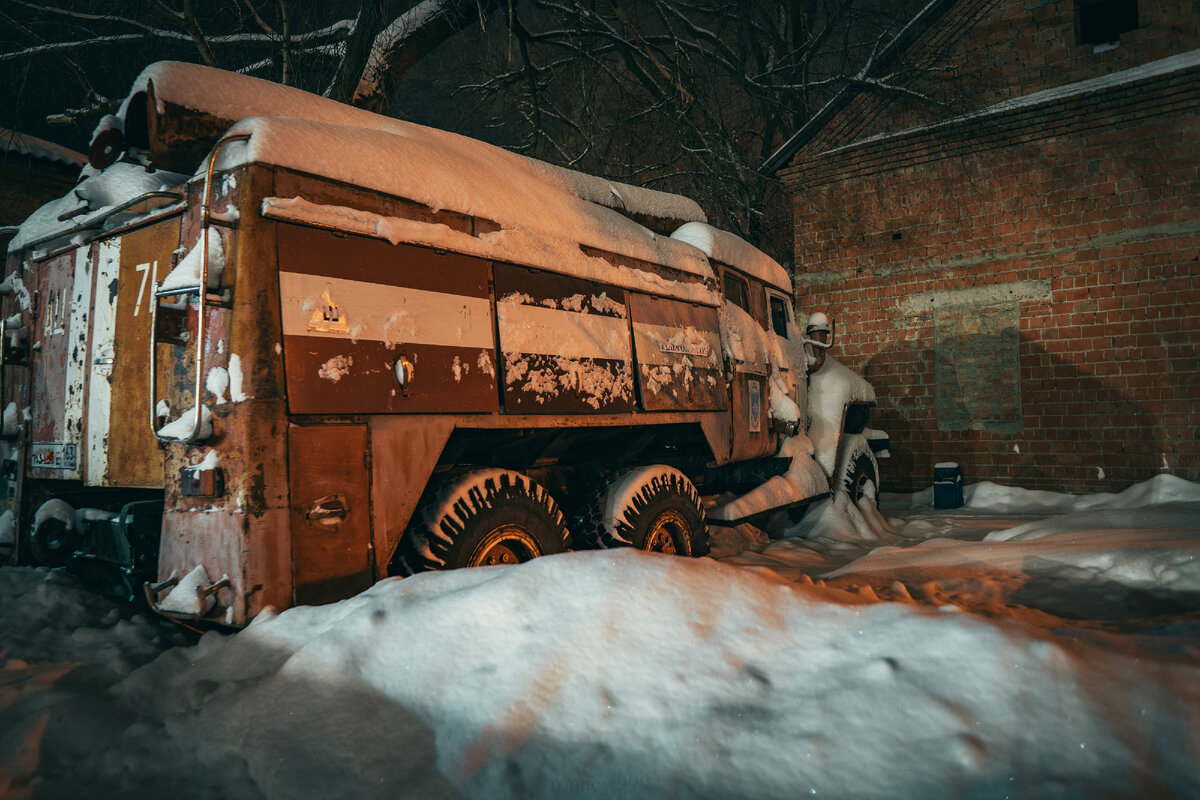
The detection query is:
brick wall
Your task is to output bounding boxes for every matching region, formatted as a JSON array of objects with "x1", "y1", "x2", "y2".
[
  {"x1": 0, "y1": 155, "x2": 79, "y2": 229},
  {"x1": 808, "y1": 0, "x2": 1200, "y2": 154},
  {"x1": 782, "y1": 39, "x2": 1200, "y2": 492}
]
